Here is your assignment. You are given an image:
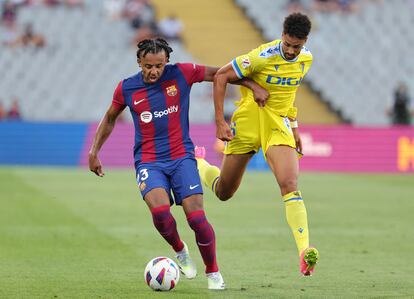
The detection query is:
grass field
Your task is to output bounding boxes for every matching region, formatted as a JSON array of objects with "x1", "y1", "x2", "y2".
[{"x1": 1, "y1": 167, "x2": 414, "y2": 298}]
